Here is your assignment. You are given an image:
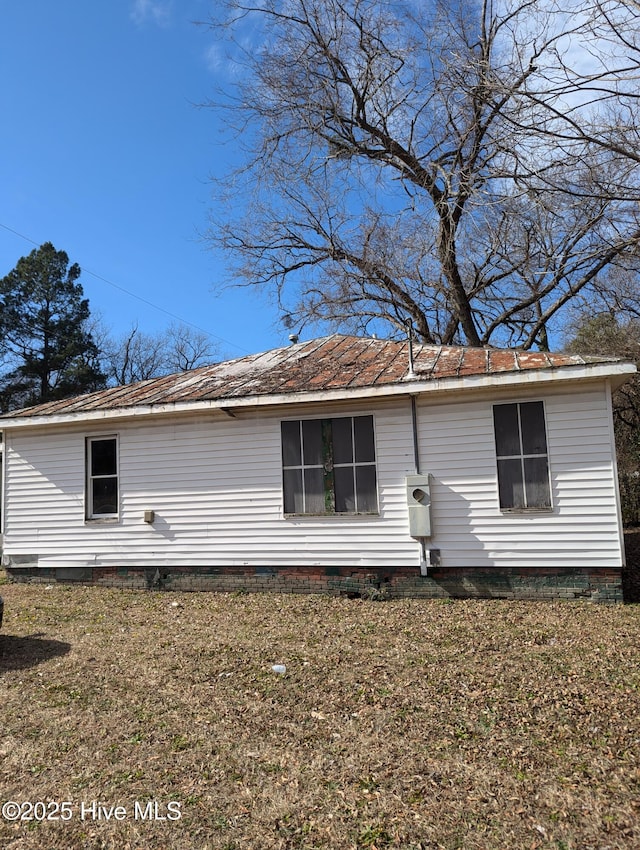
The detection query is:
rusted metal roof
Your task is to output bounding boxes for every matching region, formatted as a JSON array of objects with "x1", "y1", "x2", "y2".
[{"x1": 1, "y1": 334, "x2": 626, "y2": 420}]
